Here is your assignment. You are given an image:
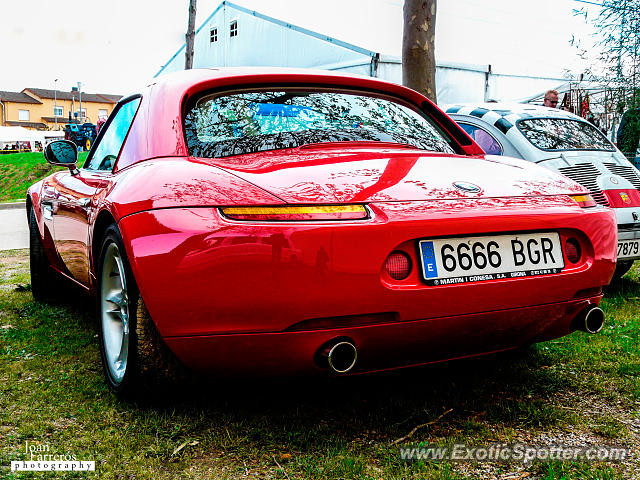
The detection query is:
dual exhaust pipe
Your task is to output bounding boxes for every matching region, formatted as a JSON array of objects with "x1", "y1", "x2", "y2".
[
  {"x1": 315, "y1": 305, "x2": 603, "y2": 373},
  {"x1": 572, "y1": 305, "x2": 605, "y2": 334}
]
